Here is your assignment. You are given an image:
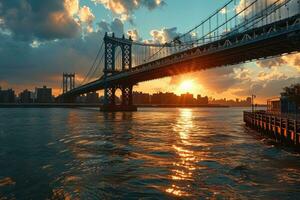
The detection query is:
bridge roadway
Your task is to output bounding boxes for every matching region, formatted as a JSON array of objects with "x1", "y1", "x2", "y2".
[{"x1": 61, "y1": 15, "x2": 300, "y2": 98}]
